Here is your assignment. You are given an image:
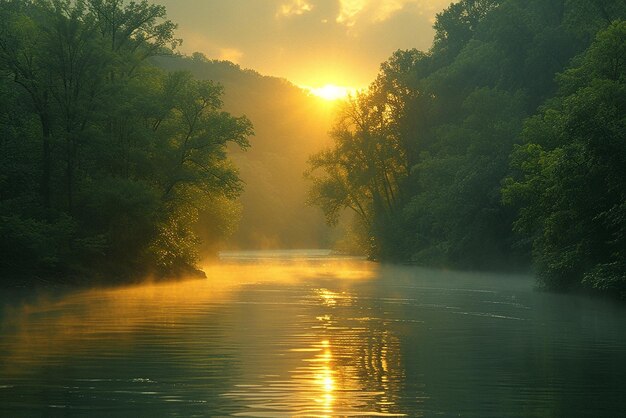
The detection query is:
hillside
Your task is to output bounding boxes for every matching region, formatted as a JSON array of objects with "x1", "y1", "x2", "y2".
[{"x1": 154, "y1": 54, "x2": 336, "y2": 250}]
